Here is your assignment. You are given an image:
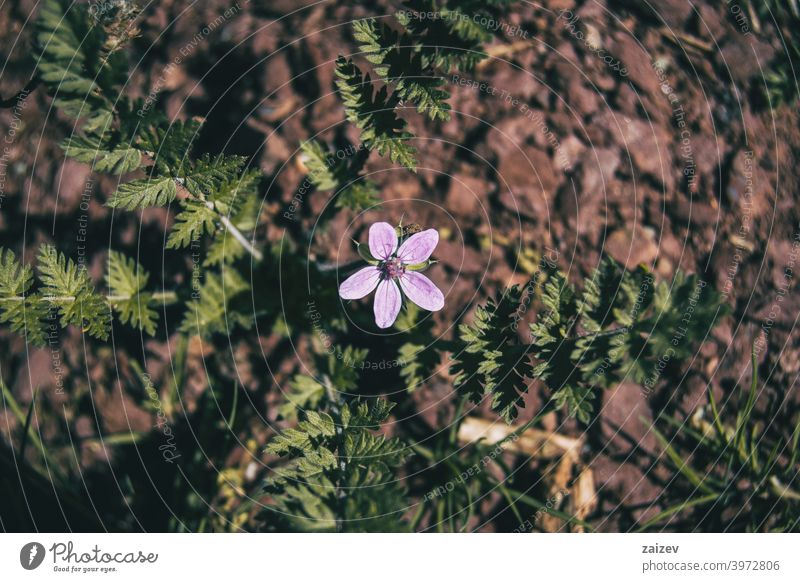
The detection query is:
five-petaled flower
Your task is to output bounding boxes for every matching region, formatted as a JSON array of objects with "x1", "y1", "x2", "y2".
[{"x1": 339, "y1": 222, "x2": 445, "y2": 328}]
